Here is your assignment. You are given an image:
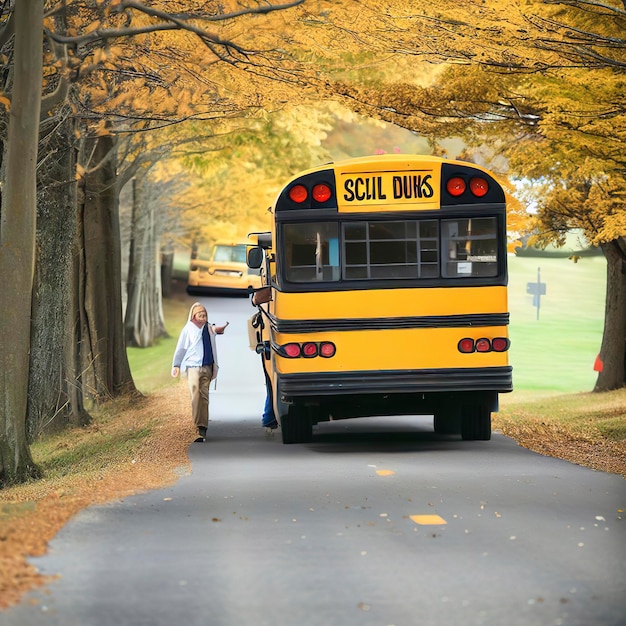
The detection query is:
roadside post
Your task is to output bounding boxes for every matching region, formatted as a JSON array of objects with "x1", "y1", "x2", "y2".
[{"x1": 526, "y1": 267, "x2": 547, "y2": 320}]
